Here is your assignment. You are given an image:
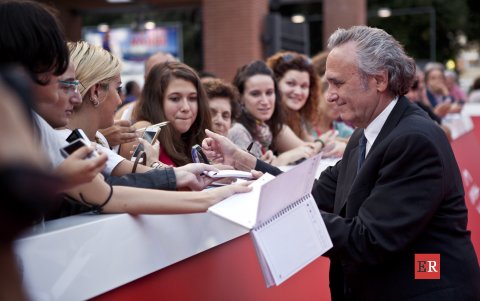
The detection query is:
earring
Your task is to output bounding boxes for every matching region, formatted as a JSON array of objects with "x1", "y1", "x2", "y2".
[{"x1": 91, "y1": 96, "x2": 99, "y2": 107}]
